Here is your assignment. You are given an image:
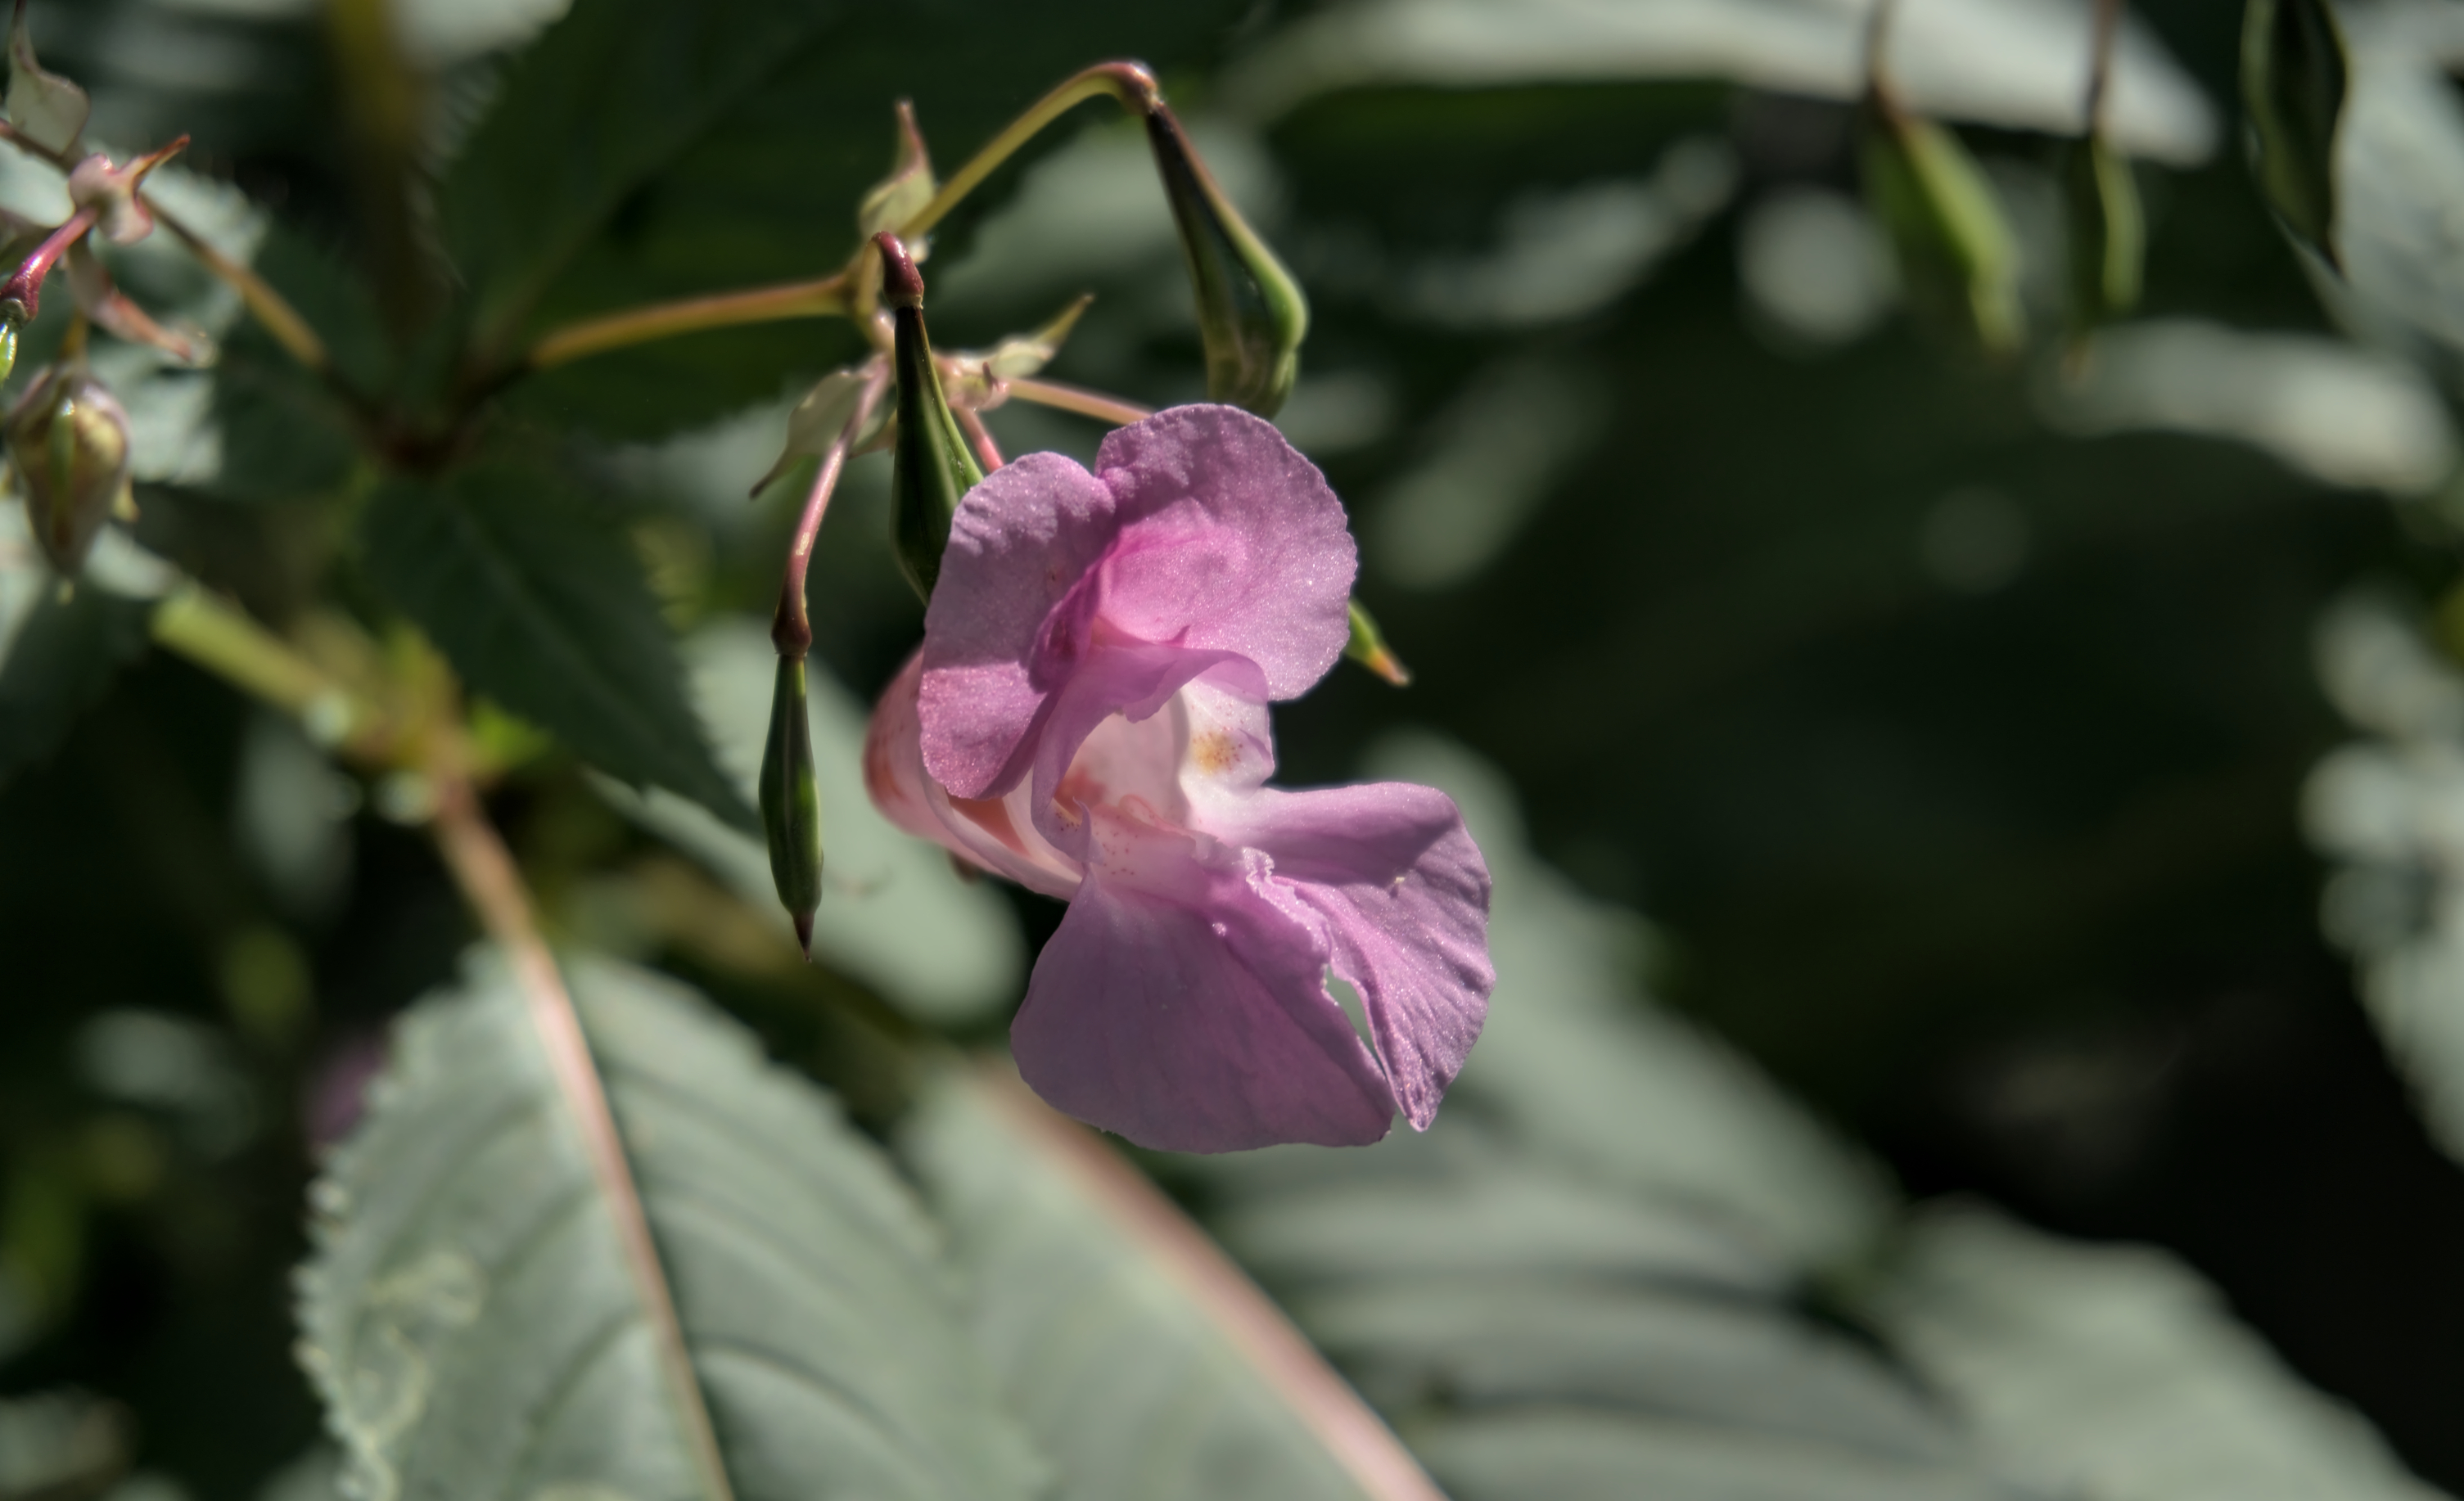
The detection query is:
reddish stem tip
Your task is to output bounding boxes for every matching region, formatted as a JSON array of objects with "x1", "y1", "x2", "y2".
[
  {"x1": 792, "y1": 911, "x2": 815, "y2": 959},
  {"x1": 874, "y1": 232, "x2": 923, "y2": 308}
]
